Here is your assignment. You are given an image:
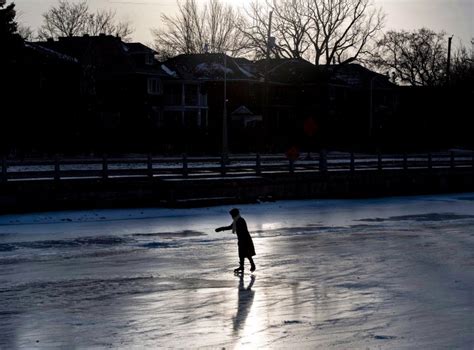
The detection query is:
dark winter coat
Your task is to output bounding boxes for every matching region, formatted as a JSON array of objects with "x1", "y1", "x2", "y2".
[{"x1": 217, "y1": 217, "x2": 256, "y2": 258}]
